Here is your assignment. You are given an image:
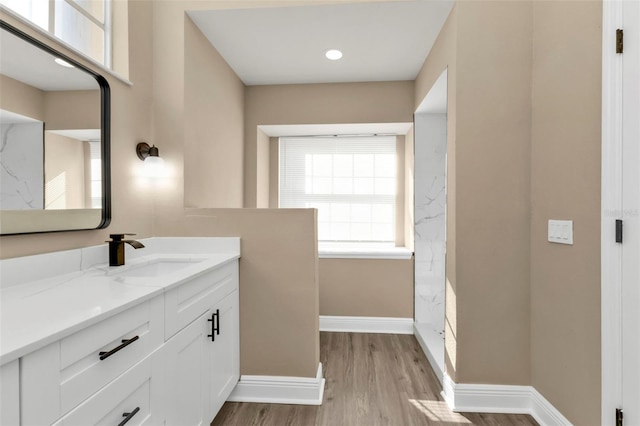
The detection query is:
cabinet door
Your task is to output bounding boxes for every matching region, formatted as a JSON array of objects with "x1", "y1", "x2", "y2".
[
  {"x1": 164, "y1": 313, "x2": 210, "y2": 426},
  {"x1": 206, "y1": 289, "x2": 240, "y2": 421},
  {"x1": 1, "y1": 360, "x2": 19, "y2": 426}
]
